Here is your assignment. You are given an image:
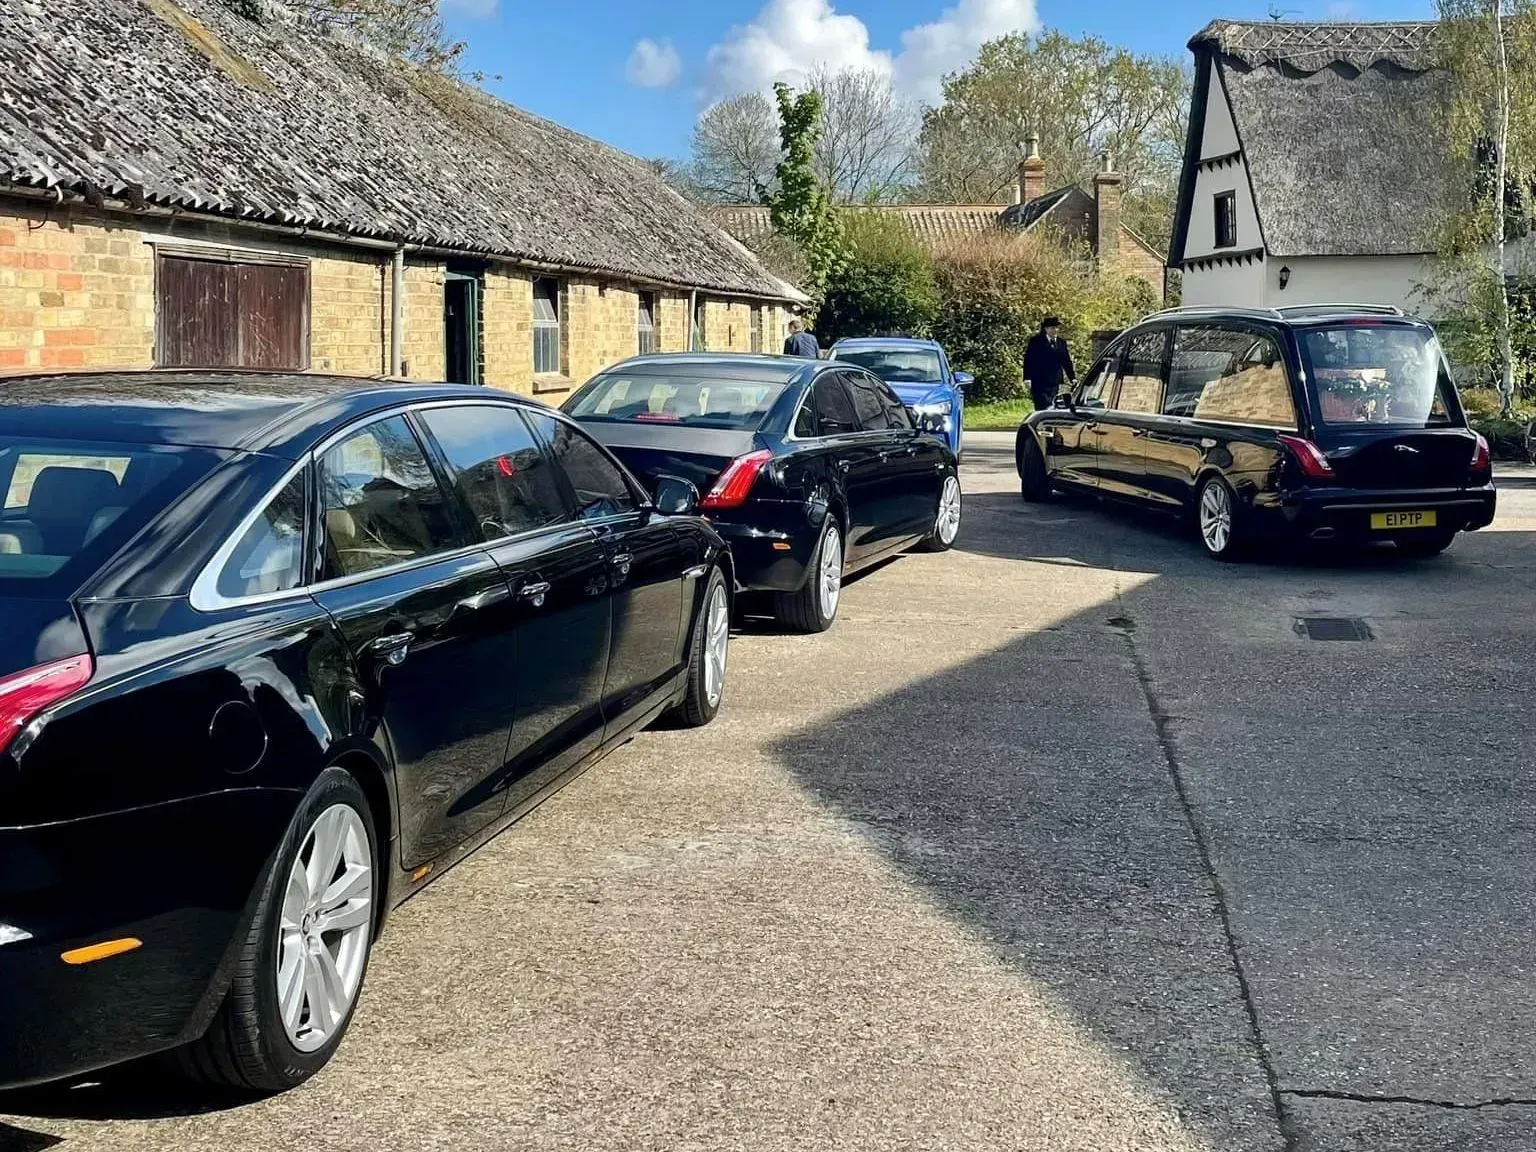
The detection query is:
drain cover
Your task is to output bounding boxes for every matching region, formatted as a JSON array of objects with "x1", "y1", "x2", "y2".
[{"x1": 1295, "y1": 616, "x2": 1373, "y2": 642}]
